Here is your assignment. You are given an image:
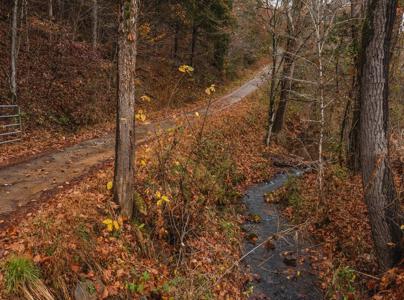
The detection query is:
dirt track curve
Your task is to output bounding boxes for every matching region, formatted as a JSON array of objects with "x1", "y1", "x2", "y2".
[{"x1": 0, "y1": 67, "x2": 269, "y2": 218}]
